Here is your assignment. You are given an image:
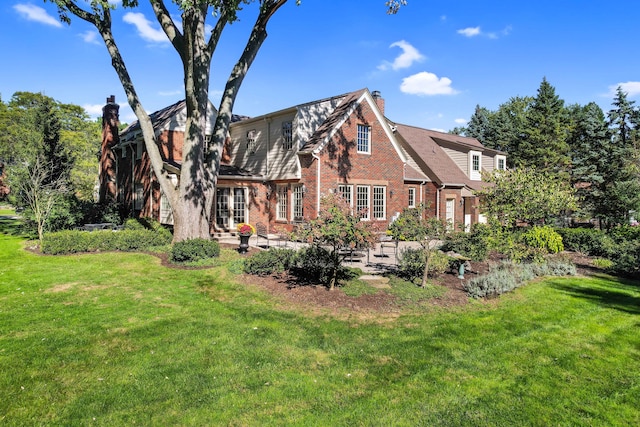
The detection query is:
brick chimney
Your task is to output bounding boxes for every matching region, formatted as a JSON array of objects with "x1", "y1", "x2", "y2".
[
  {"x1": 371, "y1": 90, "x2": 384, "y2": 115},
  {"x1": 99, "y1": 95, "x2": 120, "y2": 204}
]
